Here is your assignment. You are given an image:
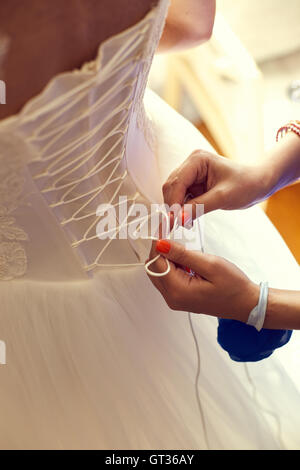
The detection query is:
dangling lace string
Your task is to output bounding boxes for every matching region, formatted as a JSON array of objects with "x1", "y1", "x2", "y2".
[
  {"x1": 188, "y1": 311, "x2": 210, "y2": 450},
  {"x1": 188, "y1": 216, "x2": 210, "y2": 449},
  {"x1": 244, "y1": 363, "x2": 285, "y2": 449},
  {"x1": 145, "y1": 212, "x2": 210, "y2": 449}
]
